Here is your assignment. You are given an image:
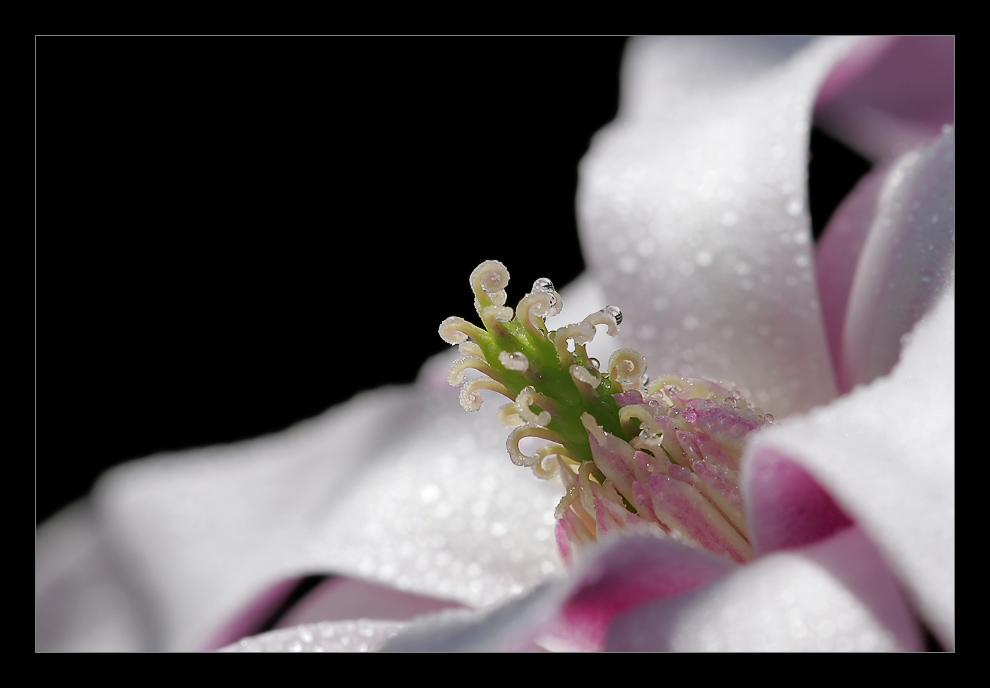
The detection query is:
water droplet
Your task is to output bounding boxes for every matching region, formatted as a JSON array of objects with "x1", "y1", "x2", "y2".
[
  {"x1": 602, "y1": 305, "x2": 623, "y2": 325},
  {"x1": 533, "y1": 277, "x2": 554, "y2": 292},
  {"x1": 763, "y1": 414, "x2": 774, "y2": 424}
]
